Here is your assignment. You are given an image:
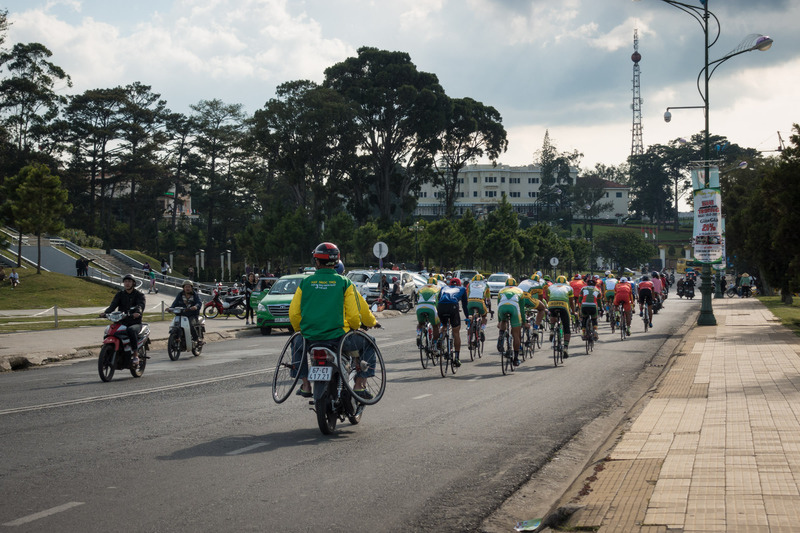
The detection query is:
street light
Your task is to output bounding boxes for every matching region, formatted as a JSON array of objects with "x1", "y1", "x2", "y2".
[
  {"x1": 642, "y1": 0, "x2": 772, "y2": 326},
  {"x1": 409, "y1": 220, "x2": 424, "y2": 266}
]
